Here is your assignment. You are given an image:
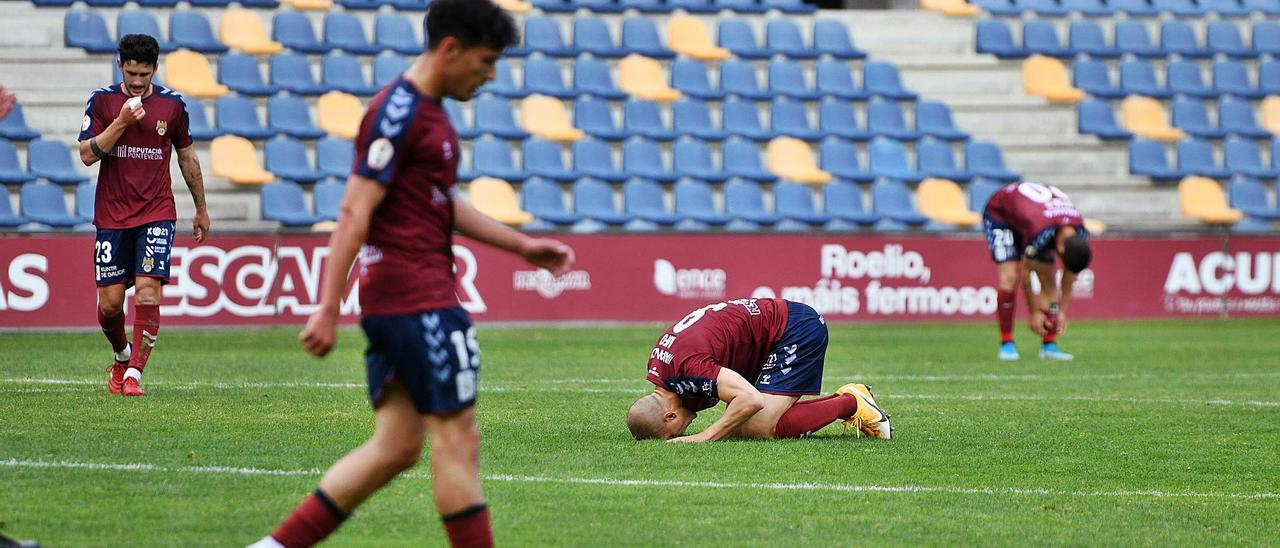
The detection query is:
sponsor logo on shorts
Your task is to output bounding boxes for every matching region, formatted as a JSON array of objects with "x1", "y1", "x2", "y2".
[{"x1": 142, "y1": 257, "x2": 154, "y2": 273}]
